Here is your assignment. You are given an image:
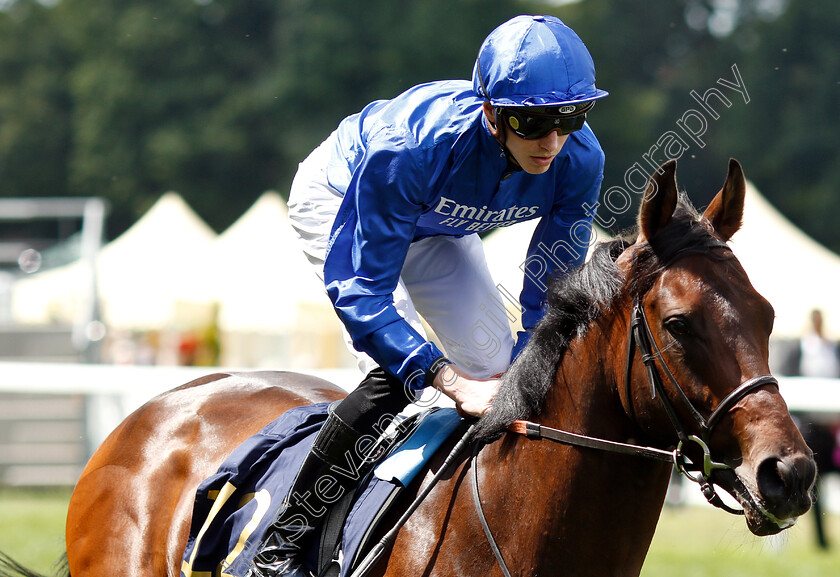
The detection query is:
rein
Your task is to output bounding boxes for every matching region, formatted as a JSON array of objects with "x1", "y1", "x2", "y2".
[{"x1": 471, "y1": 297, "x2": 779, "y2": 576}]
